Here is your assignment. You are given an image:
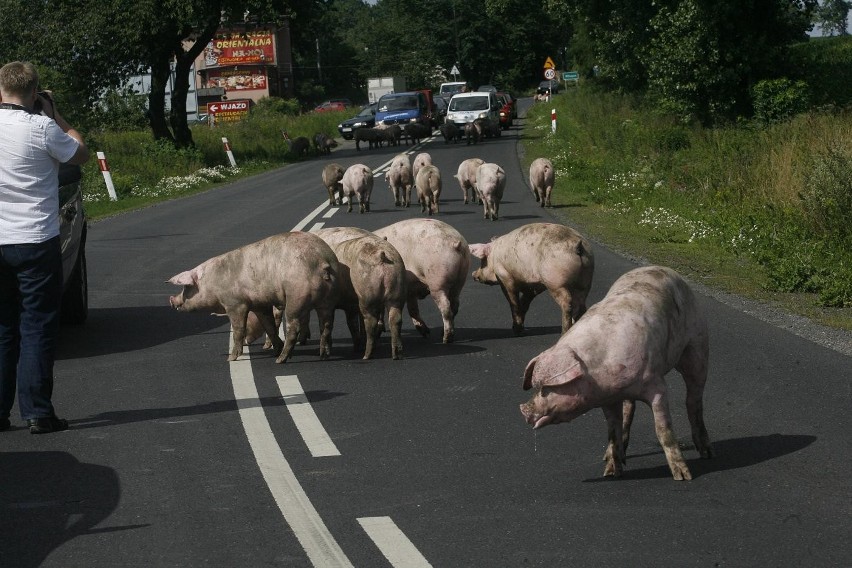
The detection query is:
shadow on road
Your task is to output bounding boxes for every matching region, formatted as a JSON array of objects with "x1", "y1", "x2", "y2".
[
  {"x1": 584, "y1": 433, "x2": 817, "y2": 482},
  {"x1": 0, "y1": 452, "x2": 146, "y2": 568},
  {"x1": 57, "y1": 306, "x2": 225, "y2": 360}
]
